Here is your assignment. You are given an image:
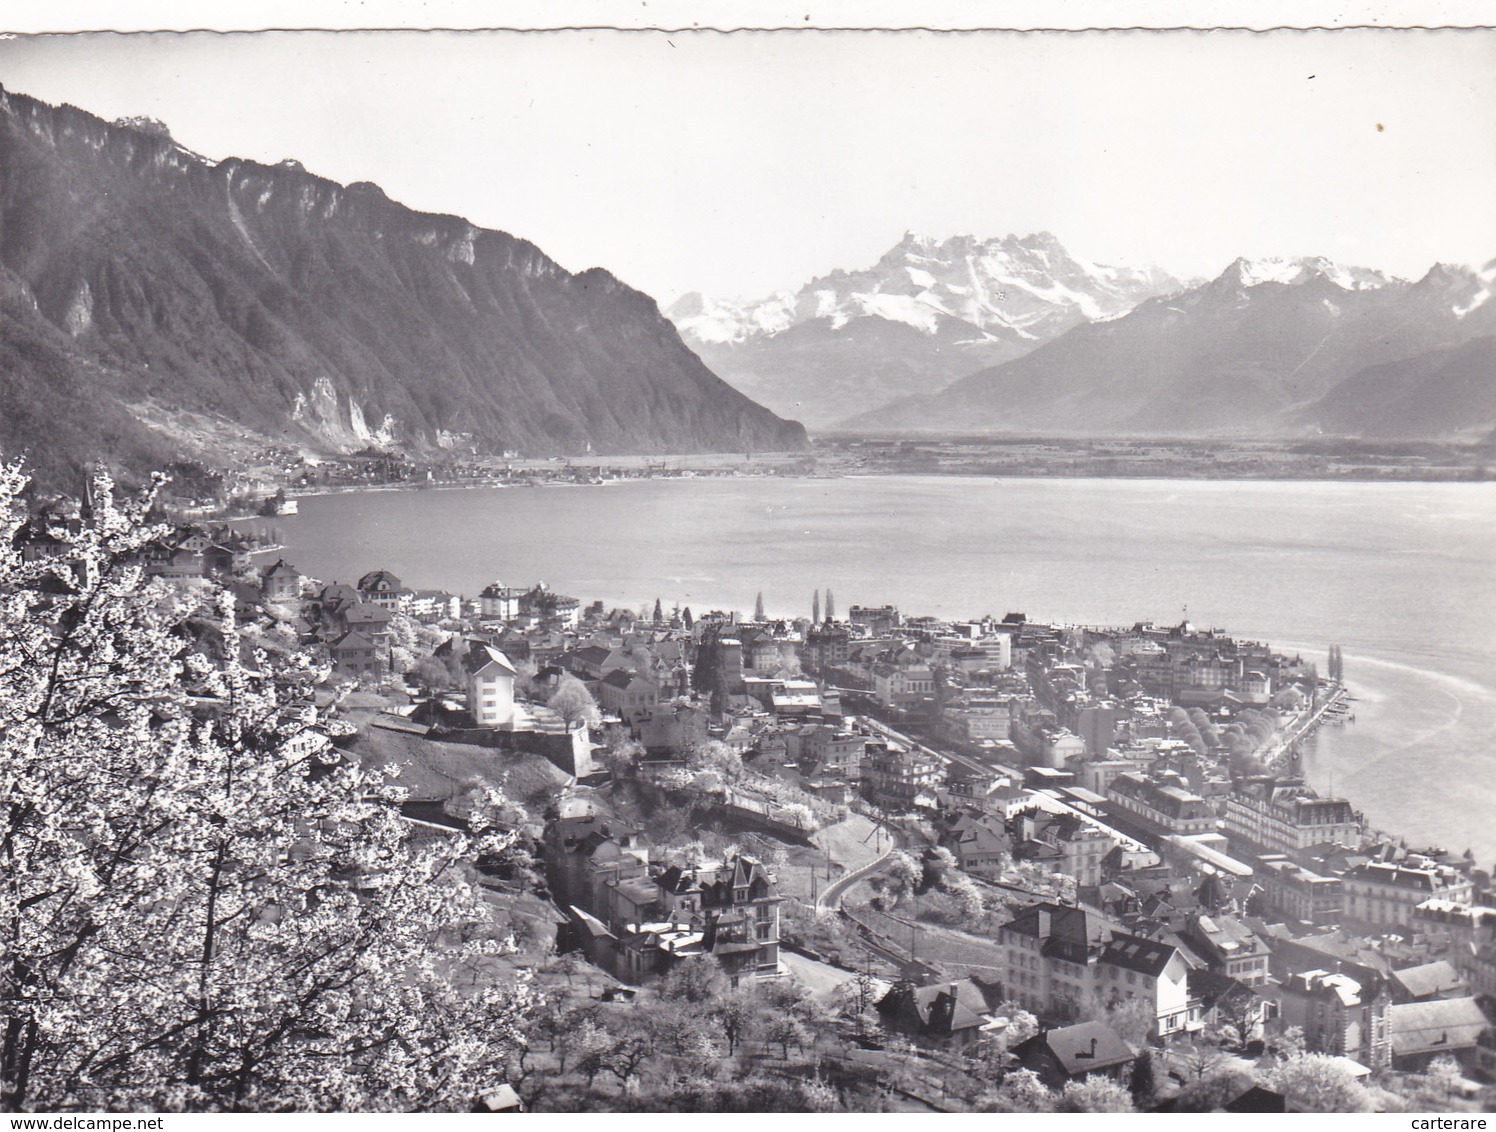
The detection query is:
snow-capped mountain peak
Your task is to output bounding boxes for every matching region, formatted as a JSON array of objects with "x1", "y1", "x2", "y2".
[
  {"x1": 665, "y1": 290, "x2": 798, "y2": 345},
  {"x1": 665, "y1": 232, "x2": 1181, "y2": 428},
  {"x1": 669, "y1": 232, "x2": 1179, "y2": 349},
  {"x1": 1223, "y1": 255, "x2": 1393, "y2": 292}
]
